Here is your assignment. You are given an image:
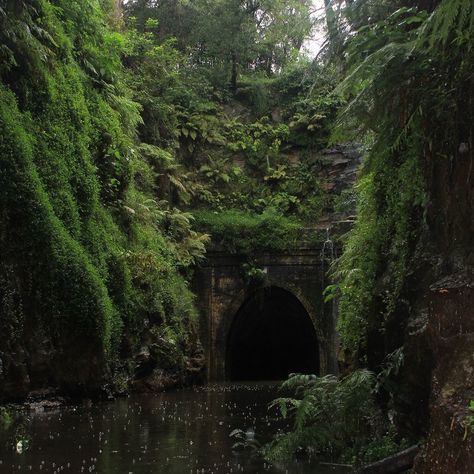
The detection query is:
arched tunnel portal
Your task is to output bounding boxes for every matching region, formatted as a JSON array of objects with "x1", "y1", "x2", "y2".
[{"x1": 226, "y1": 286, "x2": 320, "y2": 381}]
